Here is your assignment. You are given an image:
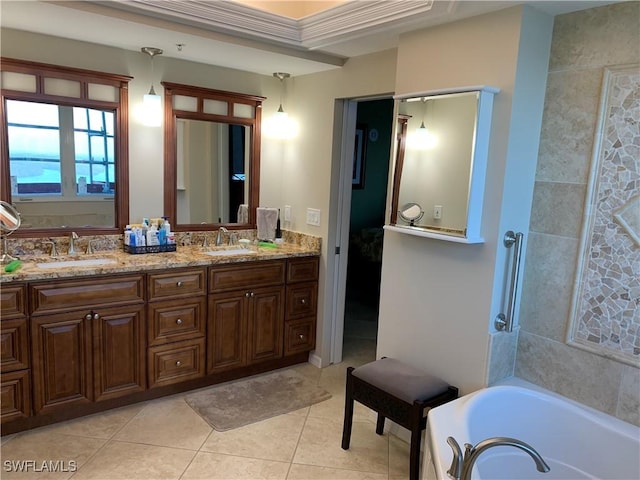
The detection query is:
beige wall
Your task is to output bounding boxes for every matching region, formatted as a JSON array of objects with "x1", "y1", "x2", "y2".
[
  {"x1": 515, "y1": 2, "x2": 640, "y2": 425},
  {"x1": 378, "y1": 6, "x2": 552, "y2": 394}
]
